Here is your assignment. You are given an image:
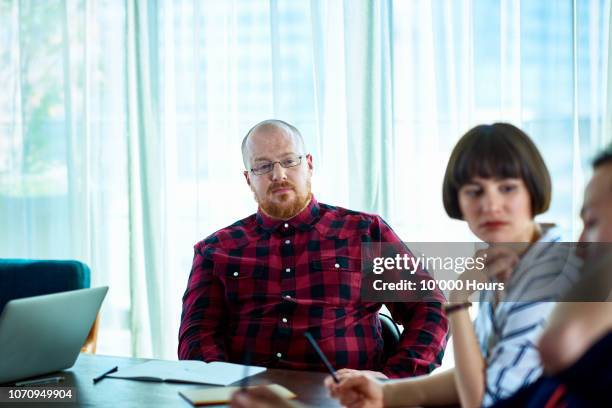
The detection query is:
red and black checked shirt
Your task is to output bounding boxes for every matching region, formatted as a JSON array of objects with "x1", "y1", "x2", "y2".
[{"x1": 178, "y1": 197, "x2": 448, "y2": 378}]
